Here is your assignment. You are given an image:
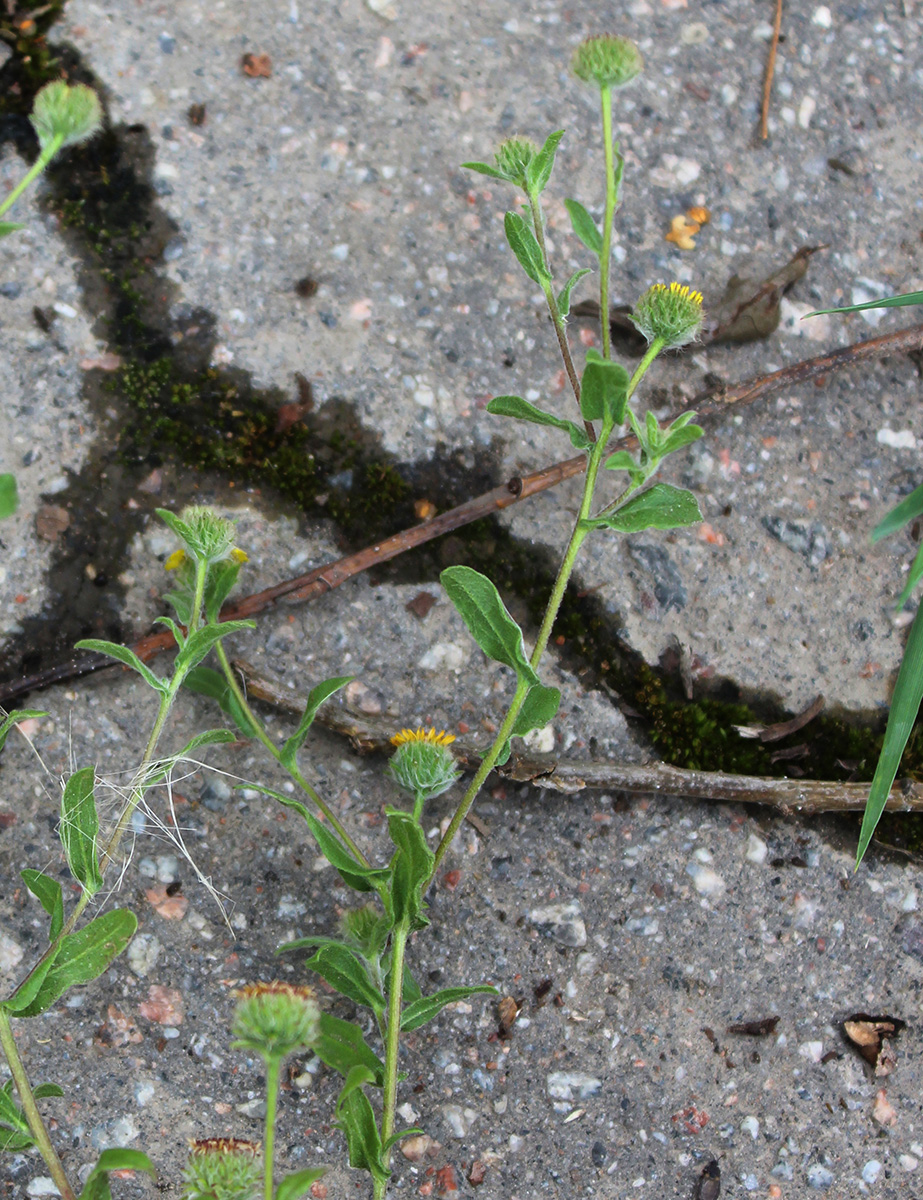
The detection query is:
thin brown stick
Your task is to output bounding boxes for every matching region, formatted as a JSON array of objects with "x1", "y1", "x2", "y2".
[
  {"x1": 761, "y1": 0, "x2": 784, "y2": 140},
  {"x1": 233, "y1": 660, "x2": 923, "y2": 817},
  {"x1": 2, "y1": 323, "x2": 923, "y2": 707}
]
